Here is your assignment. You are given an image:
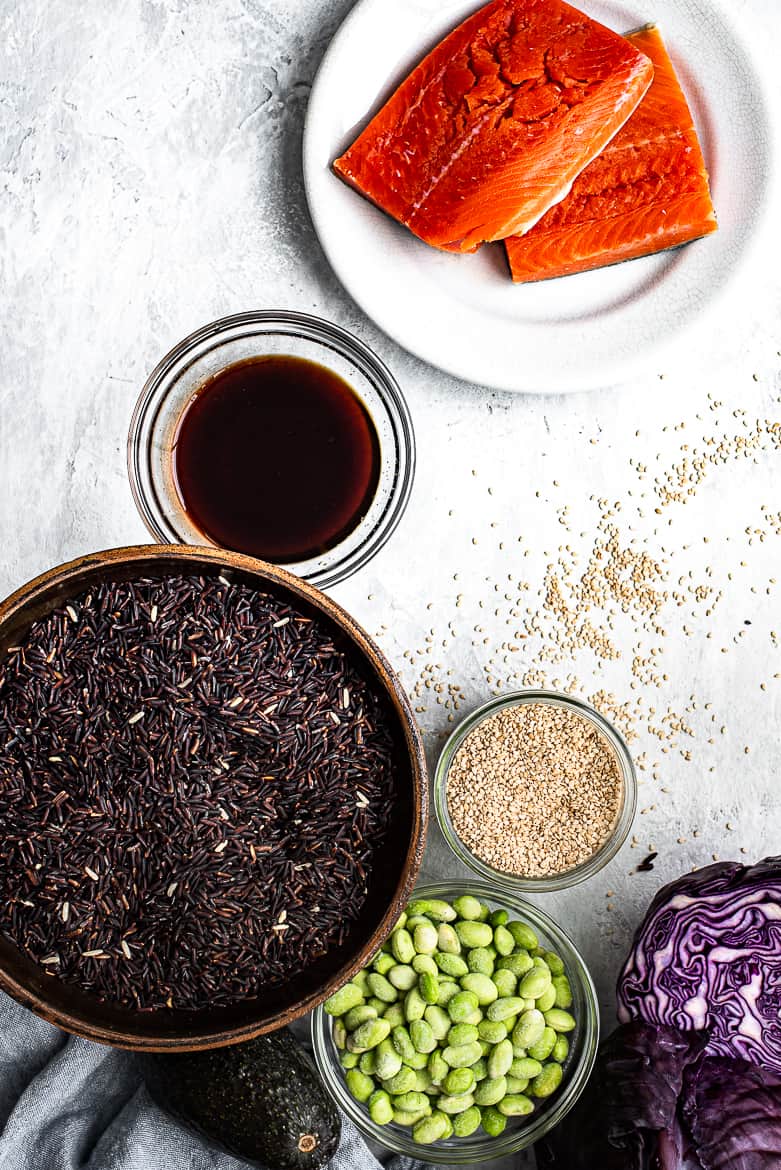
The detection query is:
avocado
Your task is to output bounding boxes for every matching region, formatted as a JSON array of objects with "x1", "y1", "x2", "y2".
[{"x1": 139, "y1": 1028, "x2": 341, "y2": 1170}]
